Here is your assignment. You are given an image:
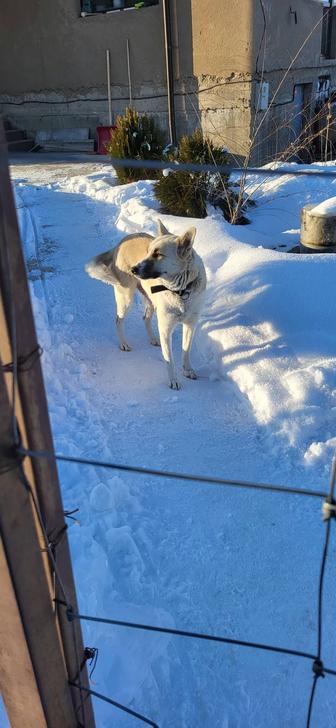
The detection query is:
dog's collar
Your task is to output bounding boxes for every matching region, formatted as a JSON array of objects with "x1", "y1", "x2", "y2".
[{"x1": 151, "y1": 277, "x2": 198, "y2": 301}]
